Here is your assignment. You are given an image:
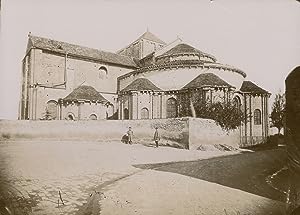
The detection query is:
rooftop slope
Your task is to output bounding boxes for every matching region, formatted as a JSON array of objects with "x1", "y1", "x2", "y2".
[
  {"x1": 240, "y1": 81, "x2": 269, "y2": 94},
  {"x1": 182, "y1": 73, "x2": 233, "y2": 89},
  {"x1": 27, "y1": 35, "x2": 138, "y2": 68},
  {"x1": 157, "y1": 43, "x2": 216, "y2": 62},
  {"x1": 63, "y1": 85, "x2": 108, "y2": 102},
  {"x1": 121, "y1": 78, "x2": 162, "y2": 92}
]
